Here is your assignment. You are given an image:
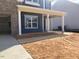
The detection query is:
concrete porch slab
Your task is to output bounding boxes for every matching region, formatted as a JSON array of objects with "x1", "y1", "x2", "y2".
[{"x1": 0, "y1": 35, "x2": 33, "y2": 59}]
